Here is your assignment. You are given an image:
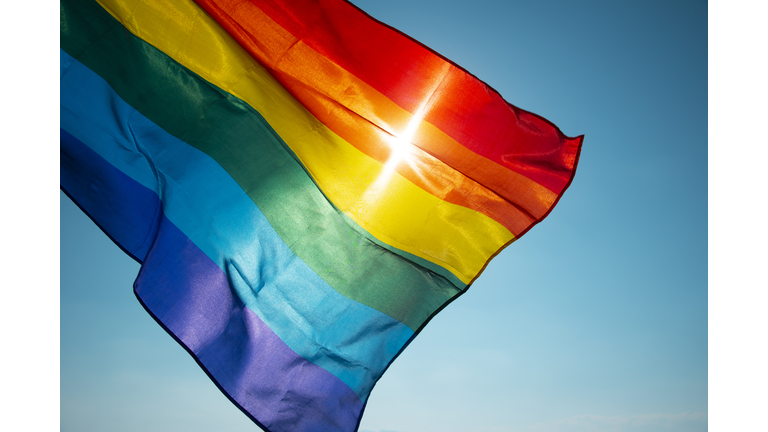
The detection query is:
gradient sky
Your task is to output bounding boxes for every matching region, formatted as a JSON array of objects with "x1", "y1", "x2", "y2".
[{"x1": 60, "y1": 1, "x2": 708, "y2": 431}]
